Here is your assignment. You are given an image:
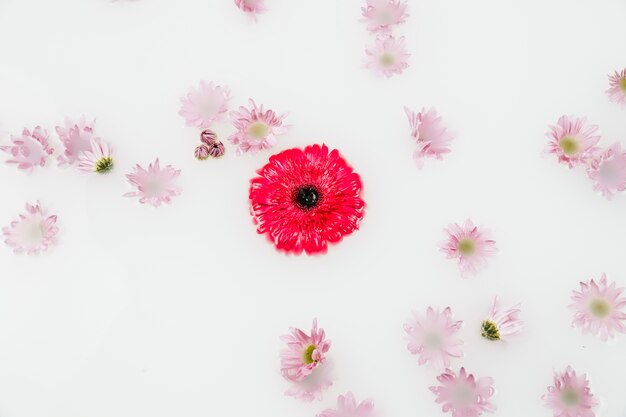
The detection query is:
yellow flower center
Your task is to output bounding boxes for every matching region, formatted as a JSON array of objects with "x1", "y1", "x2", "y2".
[
  {"x1": 303, "y1": 344, "x2": 316, "y2": 364},
  {"x1": 560, "y1": 388, "x2": 579, "y2": 406},
  {"x1": 620, "y1": 77, "x2": 626, "y2": 92},
  {"x1": 590, "y1": 298, "x2": 611, "y2": 318},
  {"x1": 481, "y1": 320, "x2": 500, "y2": 341},
  {"x1": 95, "y1": 157, "x2": 113, "y2": 173},
  {"x1": 379, "y1": 53, "x2": 395, "y2": 67},
  {"x1": 248, "y1": 121, "x2": 269, "y2": 140},
  {"x1": 559, "y1": 137, "x2": 579, "y2": 156},
  {"x1": 457, "y1": 238, "x2": 476, "y2": 256}
]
